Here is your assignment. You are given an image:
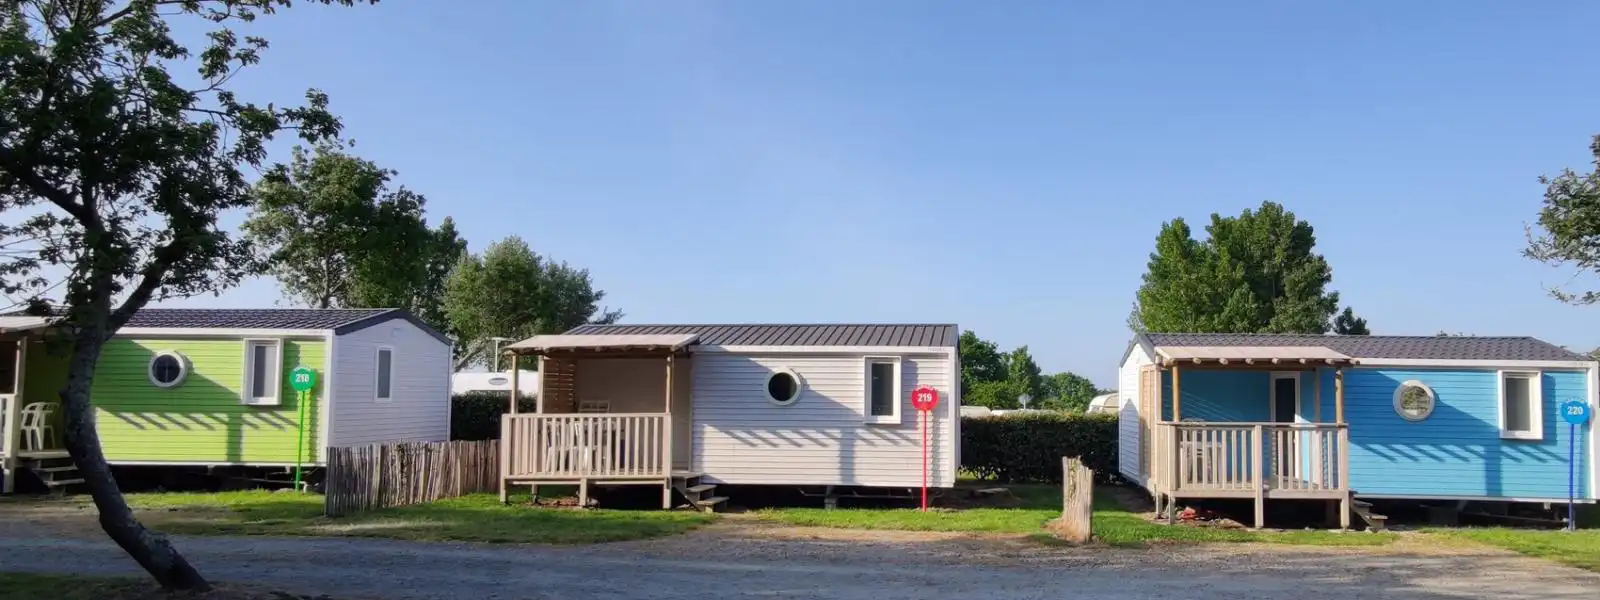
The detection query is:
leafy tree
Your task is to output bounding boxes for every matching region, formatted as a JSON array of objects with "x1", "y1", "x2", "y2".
[
  {"x1": 0, "y1": 0, "x2": 372, "y2": 589},
  {"x1": 1006, "y1": 345, "x2": 1043, "y2": 405},
  {"x1": 444, "y1": 236, "x2": 621, "y2": 369},
  {"x1": 965, "y1": 379, "x2": 1022, "y2": 409},
  {"x1": 1525, "y1": 134, "x2": 1600, "y2": 305},
  {"x1": 243, "y1": 144, "x2": 464, "y2": 323},
  {"x1": 1332, "y1": 307, "x2": 1369, "y2": 335},
  {"x1": 1133, "y1": 201, "x2": 1346, "y2": 334},
  {"x1": 958, "y1": 330, "x2": 1006, "y2": 396},
  {"x1": 1039, "y1": 372, "x2": 1101, "y2": 412}
]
